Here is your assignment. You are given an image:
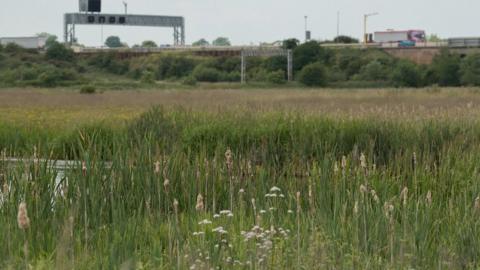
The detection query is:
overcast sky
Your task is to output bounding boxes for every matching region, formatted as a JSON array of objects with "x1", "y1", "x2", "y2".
[{"x1": 0, "y1": 0, "x2": 478, "y2": 46}]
